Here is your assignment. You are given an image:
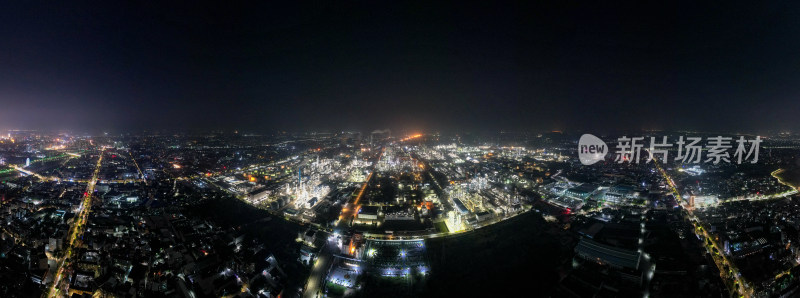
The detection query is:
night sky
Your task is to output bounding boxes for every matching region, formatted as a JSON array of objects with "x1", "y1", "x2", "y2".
[{"x1": 1, "y1": 2, "x2": 800, "y2": 133}]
